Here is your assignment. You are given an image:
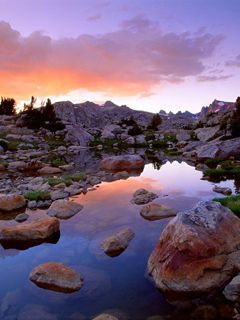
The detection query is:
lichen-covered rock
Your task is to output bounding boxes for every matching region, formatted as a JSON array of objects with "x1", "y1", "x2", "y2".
[
  {"x1": 0, "y1": 194, "x2": 26, "y2": 212},
  {"x1": 148, "y1": 201, "x2": 240, "y2": 295},
  {"x1": 29, "y1": 262, "x2": 83, "y2": 293},
  {"x1": 101, "y1": 228, "x2": 135, "y2": 257},
  {"x1": 47, "y1": 199, "x2": 83, "y2": 219}
]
